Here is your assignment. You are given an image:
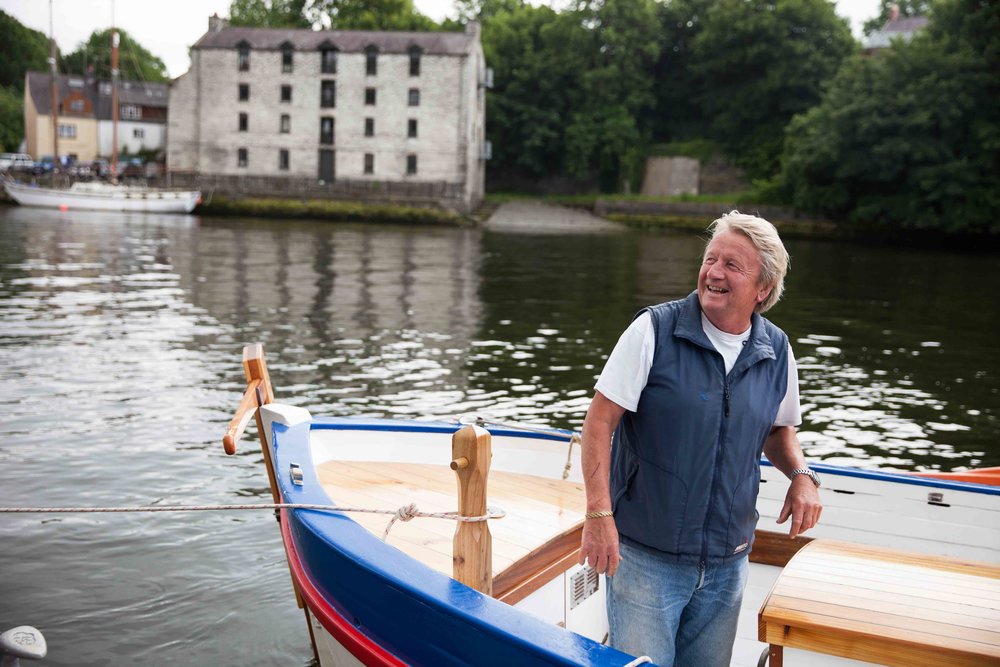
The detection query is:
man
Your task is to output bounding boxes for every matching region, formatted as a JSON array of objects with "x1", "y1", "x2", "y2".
[{"x1": 578, "y1": 211, "x2": 822, "y2": 666}]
